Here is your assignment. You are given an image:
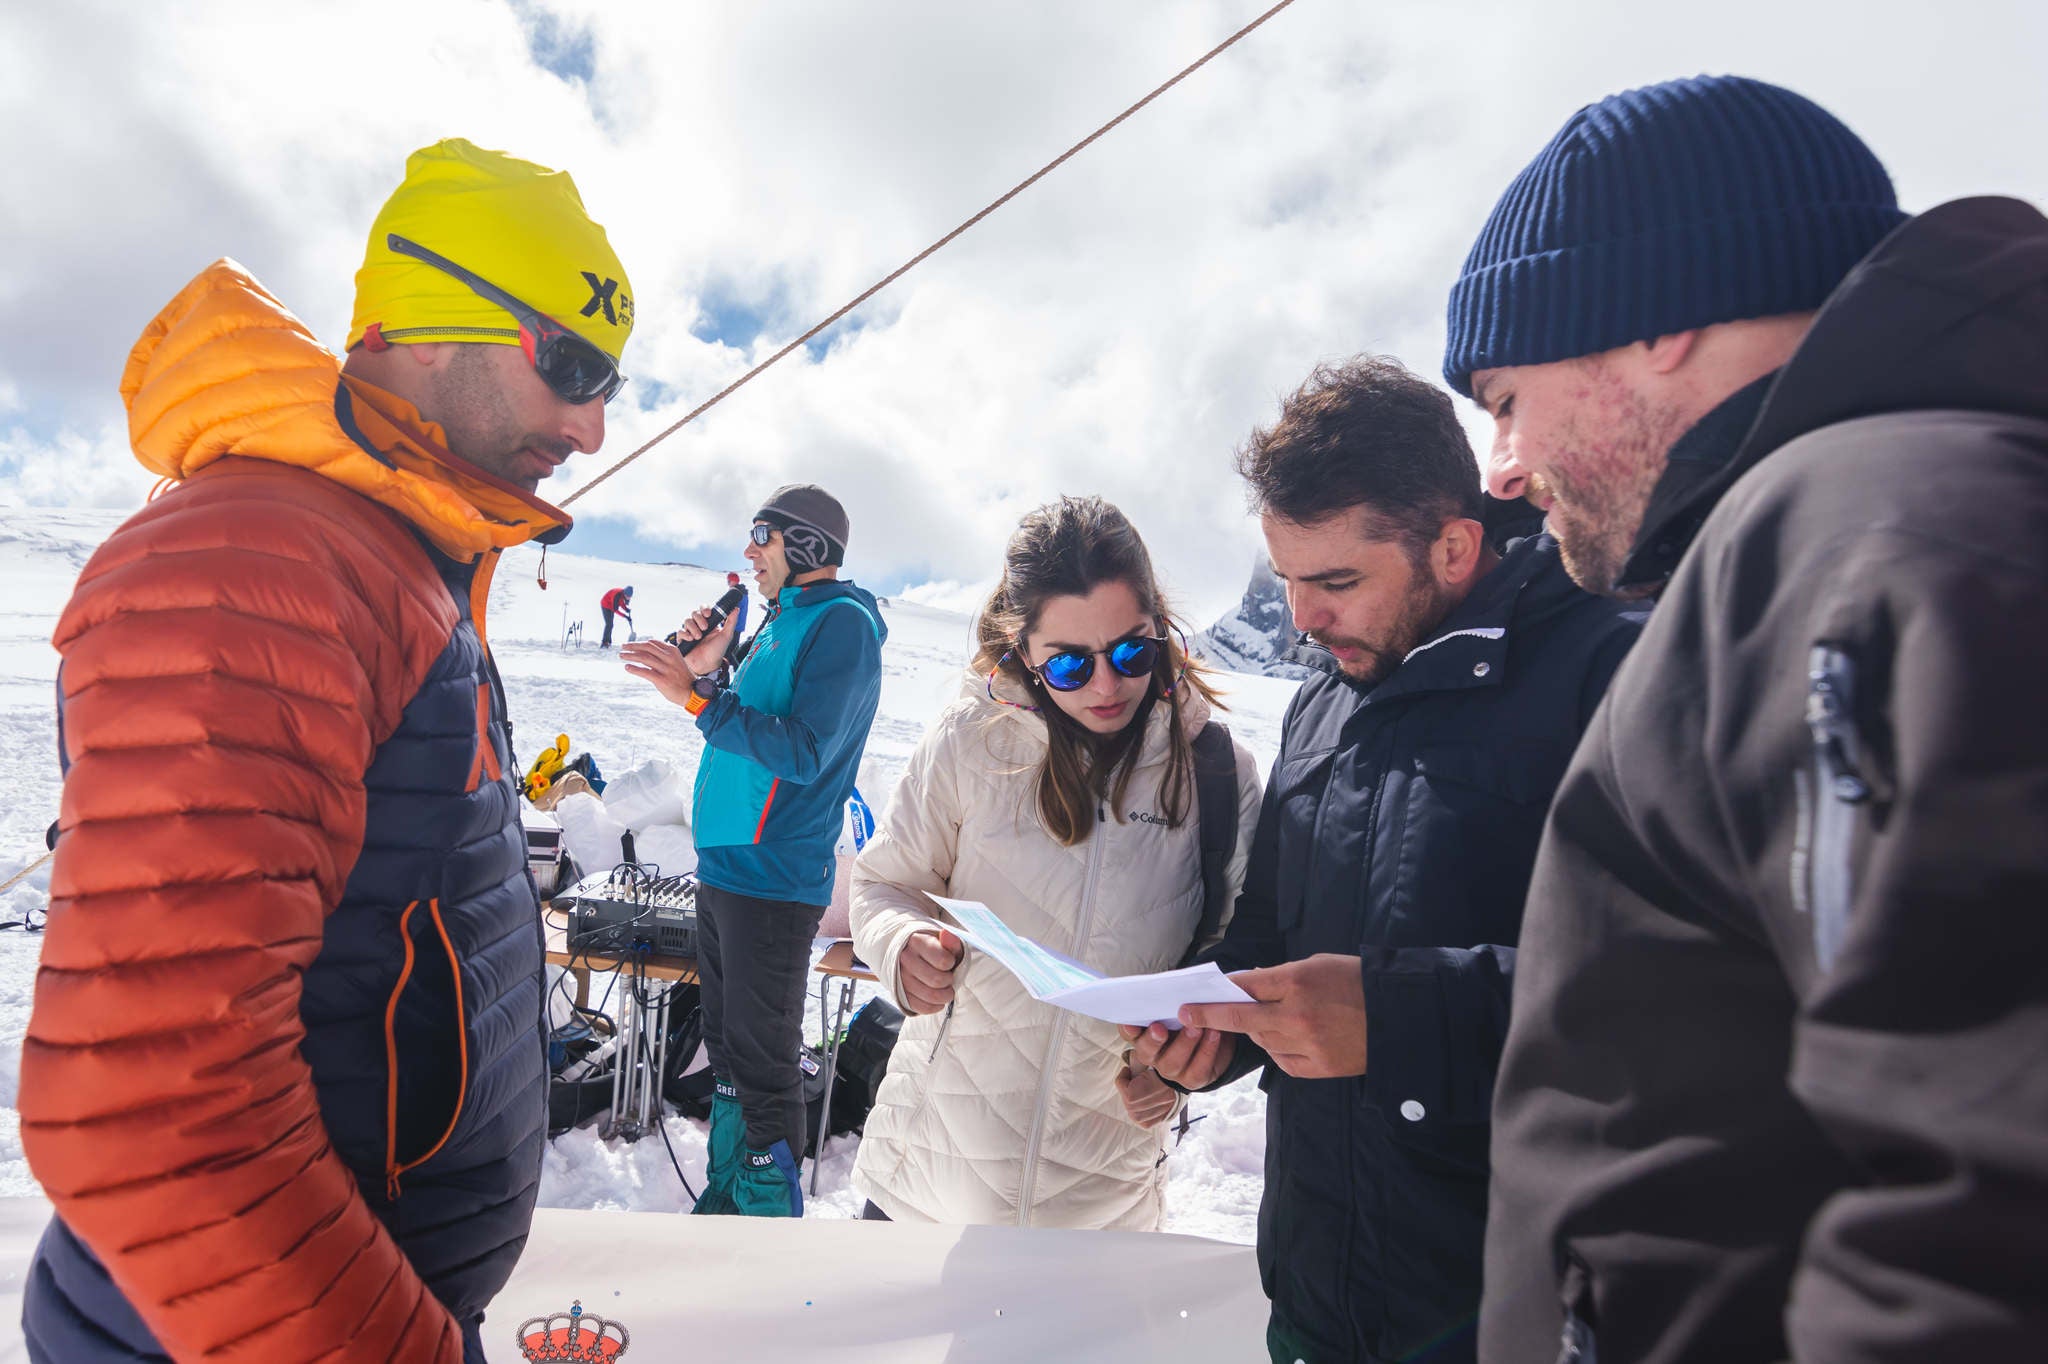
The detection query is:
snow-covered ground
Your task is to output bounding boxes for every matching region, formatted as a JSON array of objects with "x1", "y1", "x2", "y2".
[{"x1": 0, "y1": 503, "x2": 1299, "y2": 1245}]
